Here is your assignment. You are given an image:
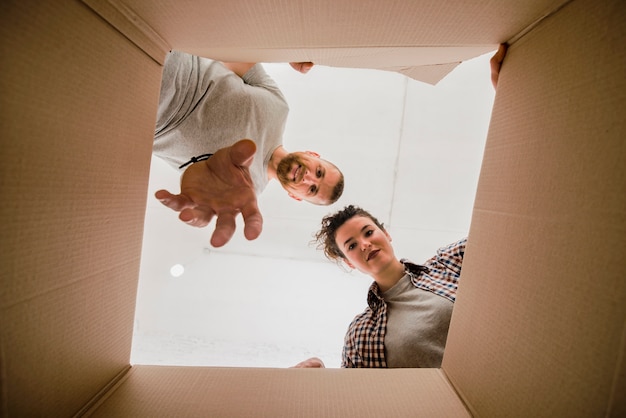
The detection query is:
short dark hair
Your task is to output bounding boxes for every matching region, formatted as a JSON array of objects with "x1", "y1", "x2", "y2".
[
  {"x1": 328, "y1": 171, "x2": 344, "y2": 204},
  {"x1": 313, "y1": 205, "x2": 385, "y2": 263},
  {"x1": 319, "y1": 161, "x2": 344, "y2": 205}
]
